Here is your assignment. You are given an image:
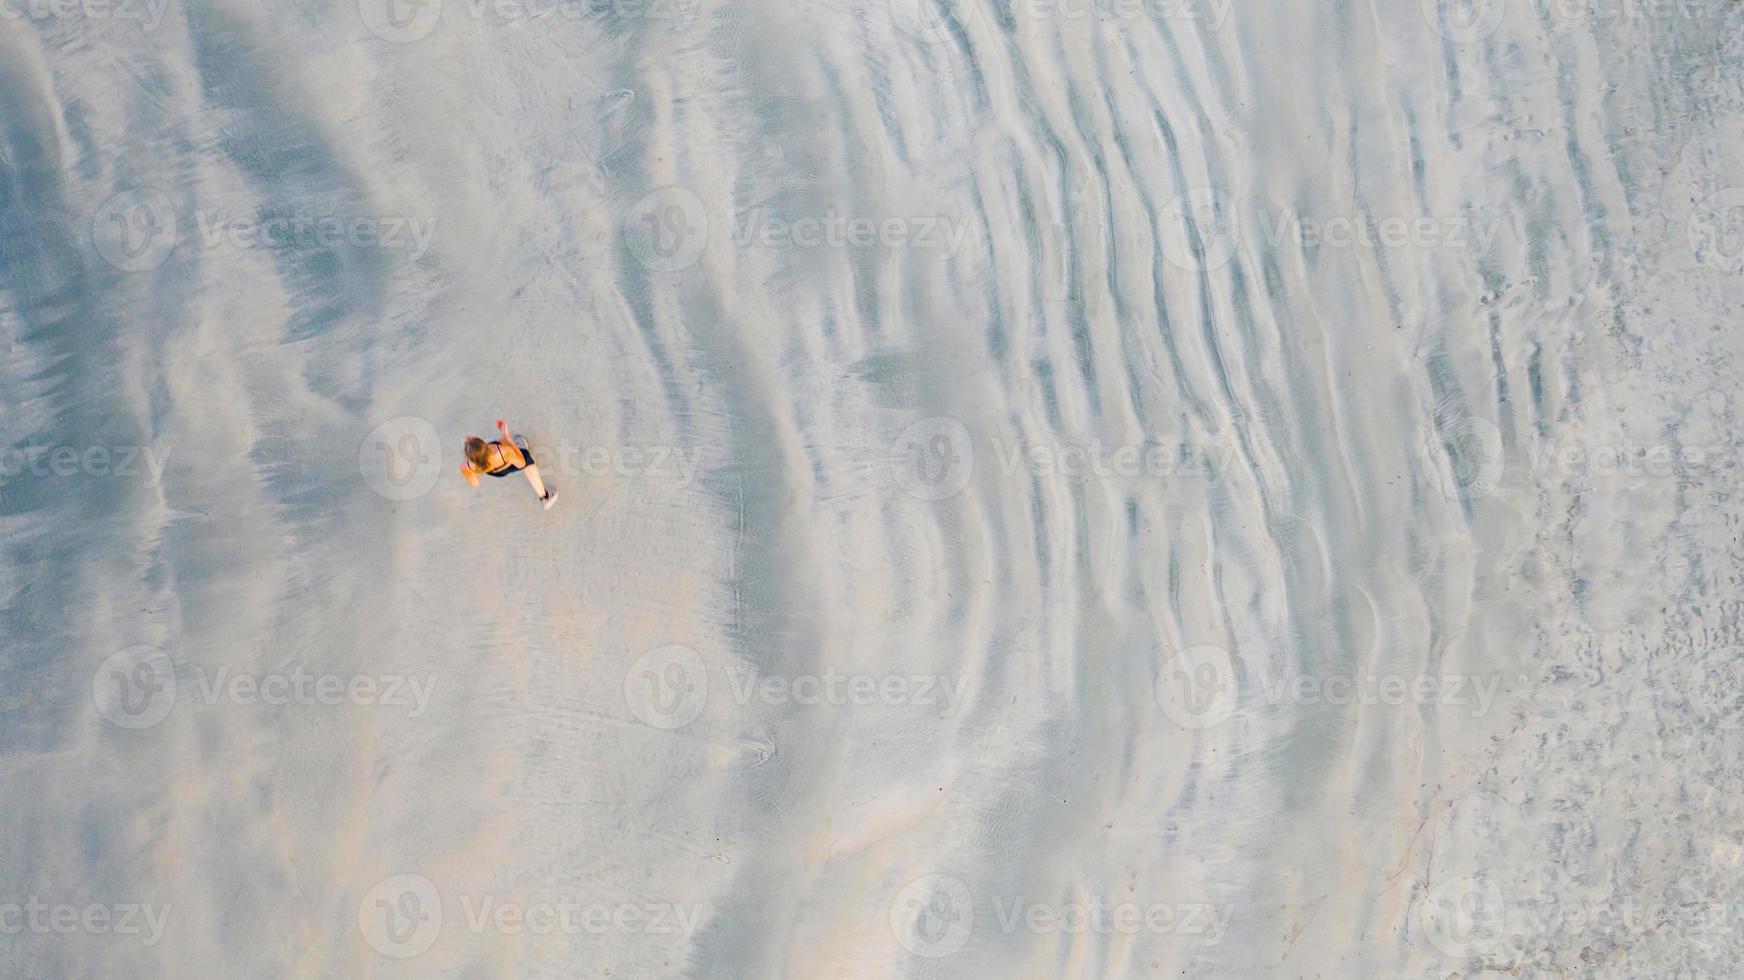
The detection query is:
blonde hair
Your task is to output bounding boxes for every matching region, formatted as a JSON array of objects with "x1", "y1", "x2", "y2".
[{"x1": 464, "y1": 437, "x2": 492, "y2": 471}]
